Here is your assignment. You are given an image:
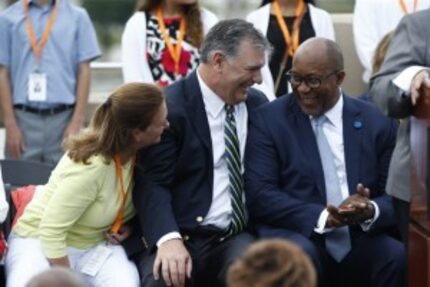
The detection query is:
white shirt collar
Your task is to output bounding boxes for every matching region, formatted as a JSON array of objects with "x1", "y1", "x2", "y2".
[
  {"x1": 324, "y1": 93, "x2": 343, "y2": 129},
  {"x1": 197, "y1": 70, "x2": 226, "y2": 118}
]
